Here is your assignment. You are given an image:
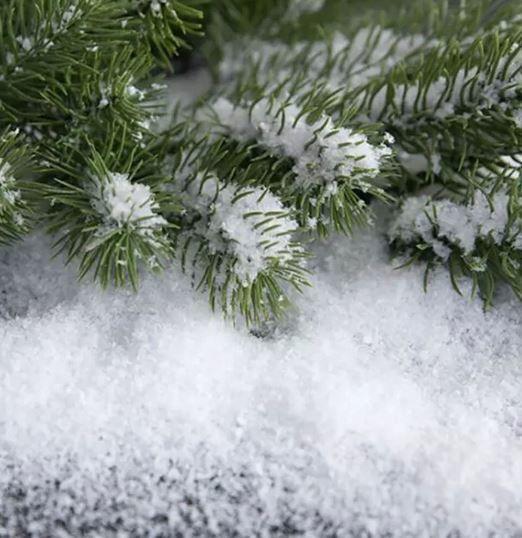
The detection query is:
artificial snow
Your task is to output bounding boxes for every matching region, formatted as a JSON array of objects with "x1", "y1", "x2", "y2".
[{"x1": 1, "y1": 211, "x2": 521, "y2": 536}]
